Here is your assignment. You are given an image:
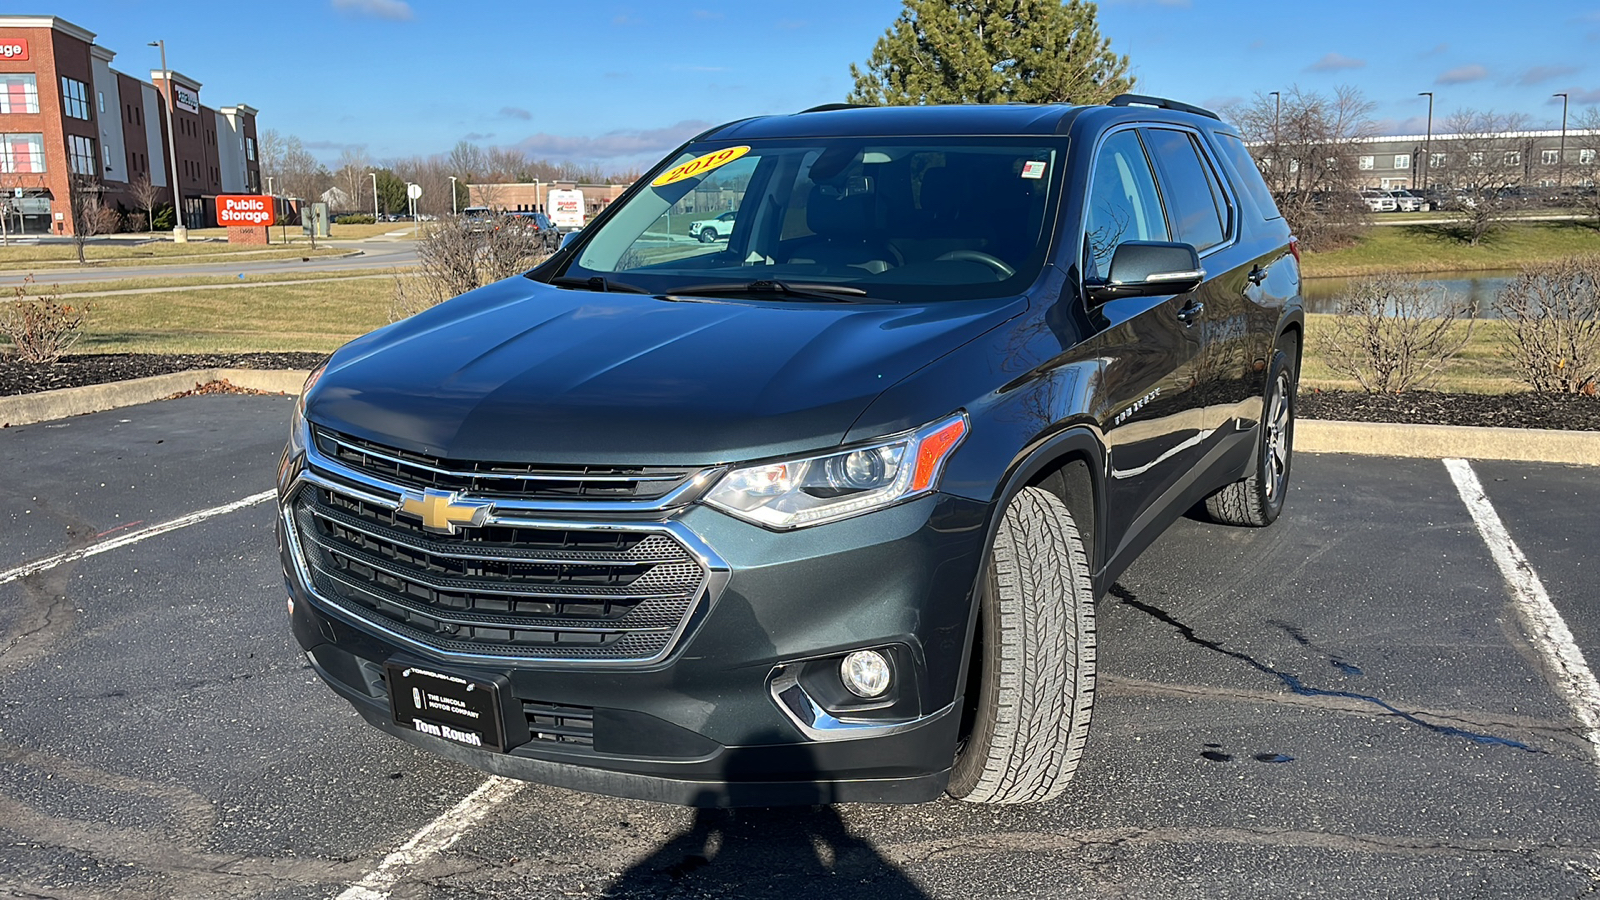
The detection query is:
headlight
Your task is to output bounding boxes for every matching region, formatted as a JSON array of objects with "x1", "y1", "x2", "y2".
[
  {"x1": 281, "y1": 361, "x2": 328, "y2": 498},
  {"x1": 703, "y1": 413, "x2": 967, "y2": 530}
]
